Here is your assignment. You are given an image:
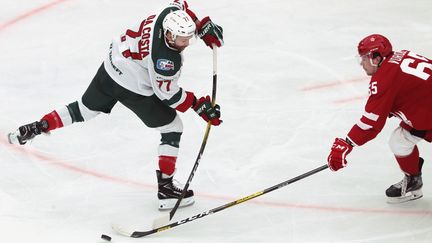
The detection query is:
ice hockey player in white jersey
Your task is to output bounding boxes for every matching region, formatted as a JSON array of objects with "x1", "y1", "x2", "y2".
[{"x1": 8, "y1": 0, "x2": 224, "y2": 210}]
